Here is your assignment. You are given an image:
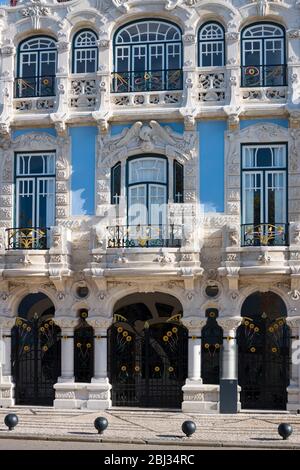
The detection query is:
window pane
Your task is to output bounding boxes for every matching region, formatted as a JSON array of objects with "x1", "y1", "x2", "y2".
[
  {"x1": 111, "y1": 163, "x2": 121, "y2": 204},
  {"x1": 37, "y1": 178, "x2": 55, "y2": 227},
  {"x1": 149, "y1": 185, "x2": 167, "y2": 225},
  {"x1": 129, "y1": 158, "x2": 167, "y2": 184},
  {"x1": 128, "y1": 185, "x2": 147, "y2": 225},
  {"x1": 17, "y1": 179, "x2": 34, "y2": 227},
  {"x1": 243, "y1": 173, "x2": 262, "y2": 224},
  {"x1": 174, "y1": 161, "x2": 184, "y2": 203}
]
